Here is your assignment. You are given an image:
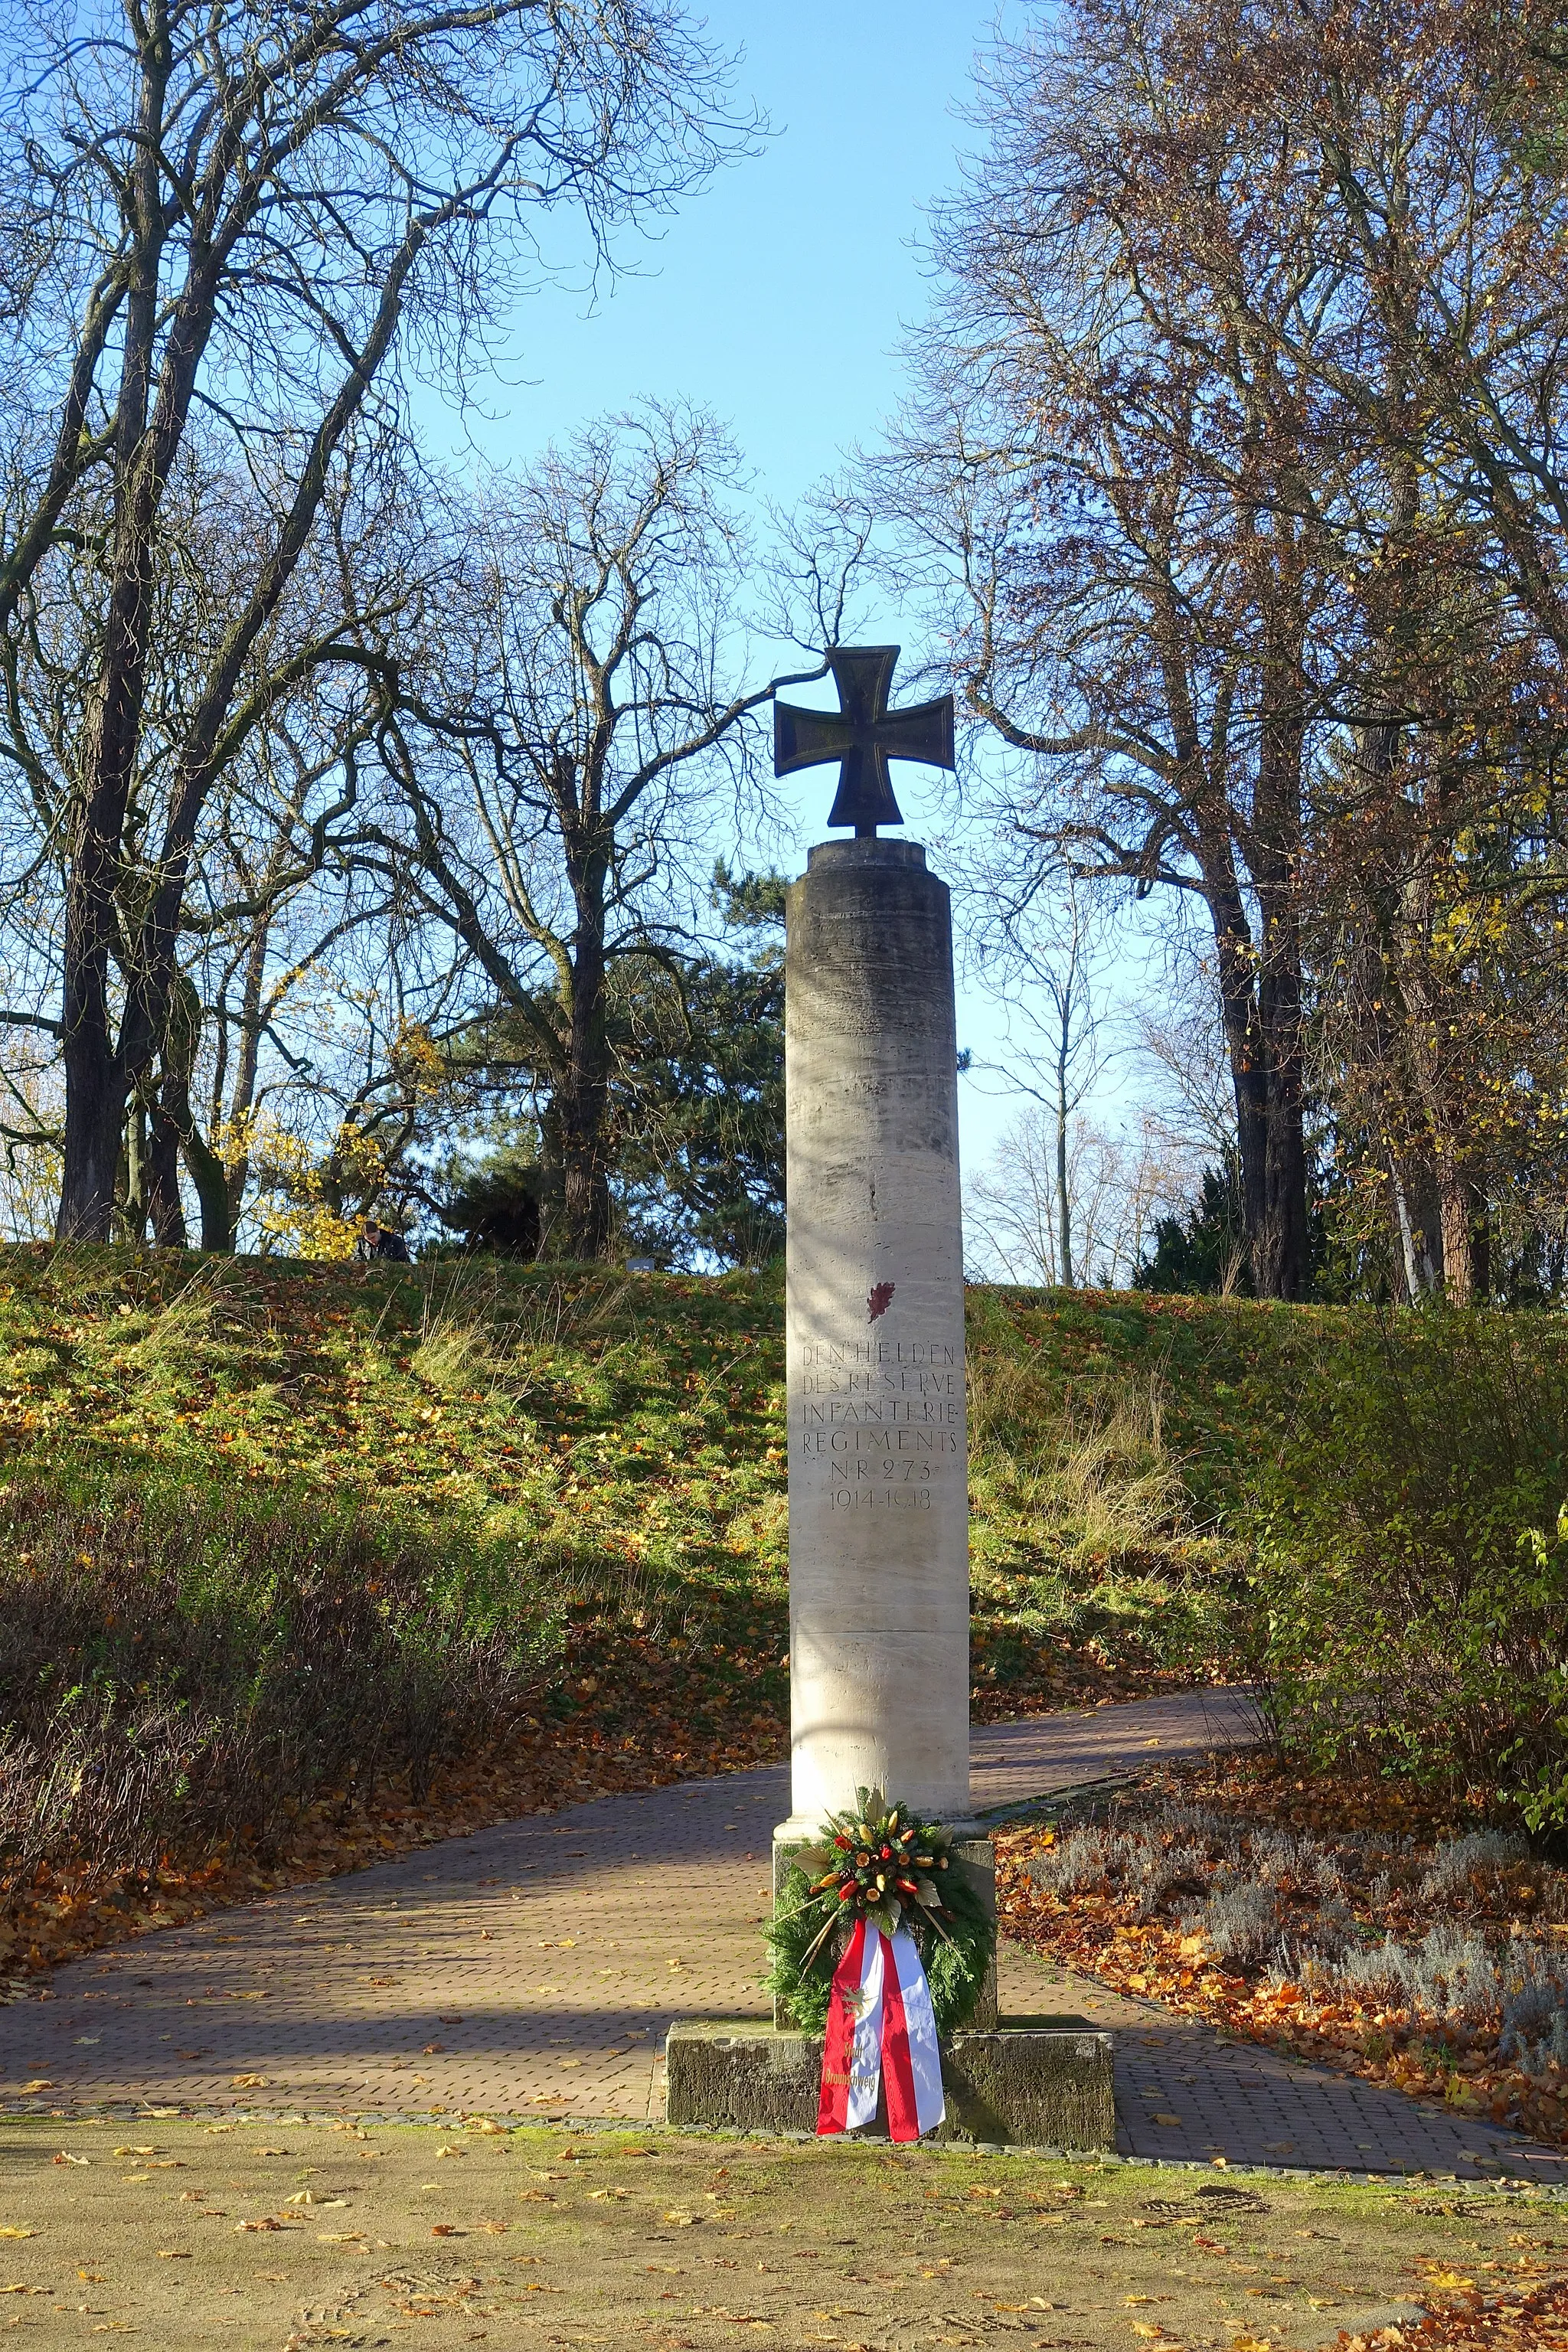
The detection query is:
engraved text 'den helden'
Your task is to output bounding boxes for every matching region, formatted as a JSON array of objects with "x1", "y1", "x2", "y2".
[{"x1": 796, "y1": 1338, "x2": 962, "y2": 1511}]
